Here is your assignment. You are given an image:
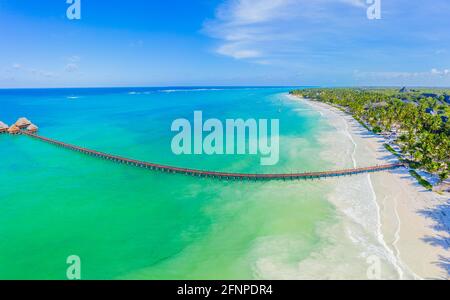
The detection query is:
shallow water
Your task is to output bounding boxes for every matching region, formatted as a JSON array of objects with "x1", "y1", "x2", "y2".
[
  {"x1": 0, "y1": 87, "x2": 342, "y2": 279},
  {"x1": 0, "y1": 87, "x2": 407, "y2": 279}
]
